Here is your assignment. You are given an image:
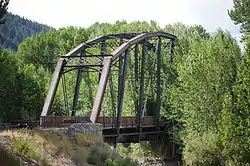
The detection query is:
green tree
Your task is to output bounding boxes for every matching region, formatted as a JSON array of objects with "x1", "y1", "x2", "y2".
[
  {"x1": 229, "y1": 0, "x2": 250, "y2": 35},
  {"x1": 229, "y1": 0, "x2": 250, "y2": 53},
  {"x1": 18, "y1": 30, "x2": 59, "y2": 71},
  {"x1": 223, "y1": 2, "x2": 250, "y2": 164},
  {"x1": 0, "y1": 49, "x2": 19, "y2": 120},
  {"x1": 170, "y1": 30, "x2": 241, "y2": 165},
  {"x1": 18, "y1": 28, "x2": 89, "y2": 71},
  {"x1": 219, "y1": 54, "x2": 250, "y2": 165},
  {"x1": 0, "y1": 50, "x2": 45, "y2": 121}
]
